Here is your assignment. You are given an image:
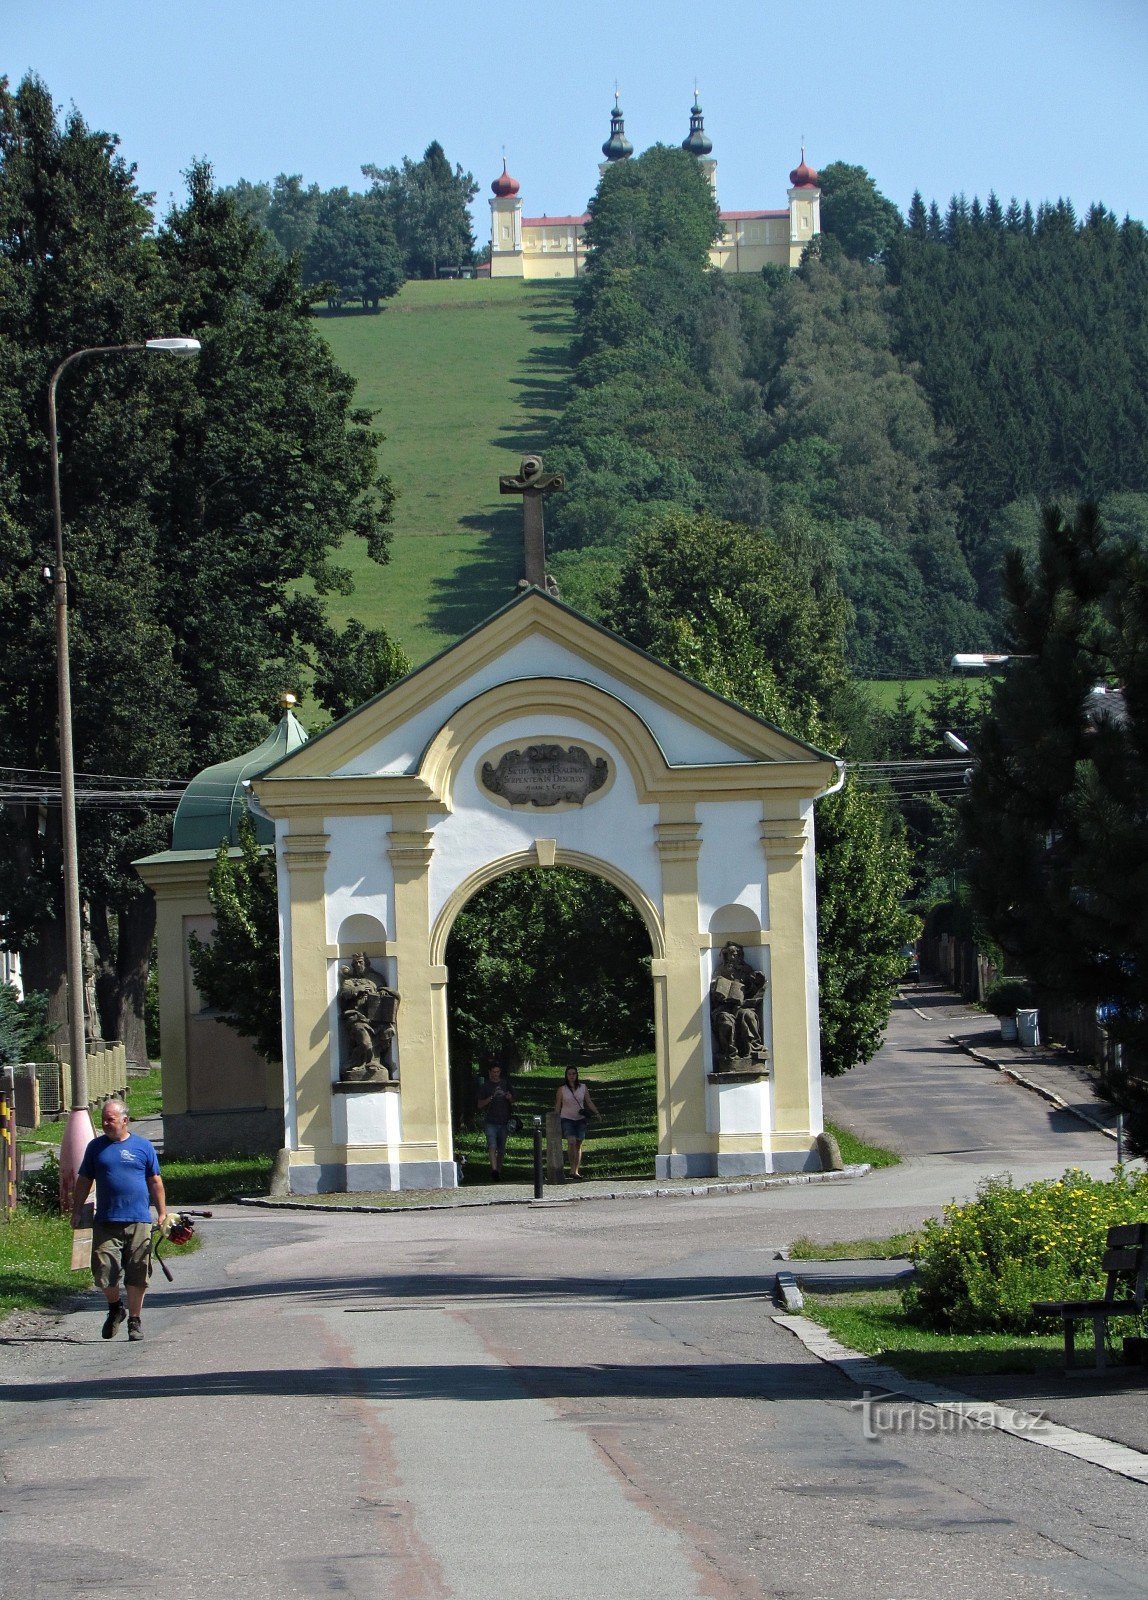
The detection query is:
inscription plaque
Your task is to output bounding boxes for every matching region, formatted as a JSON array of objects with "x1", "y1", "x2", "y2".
[{"x1": 481, "y1": 743, "x2": 609, "y2": 808}]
